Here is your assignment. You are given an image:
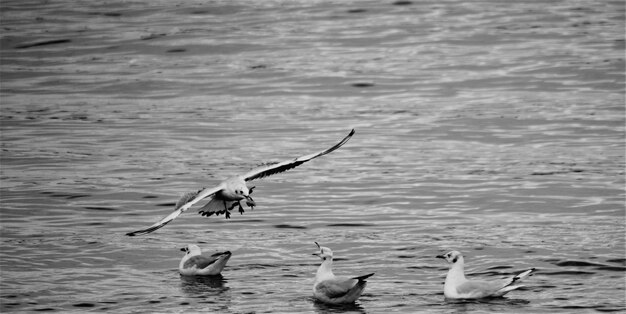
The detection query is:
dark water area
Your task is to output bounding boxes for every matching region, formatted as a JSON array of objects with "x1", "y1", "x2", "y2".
[{"x1": 1, "y1": 0, "x2": 624, "y2": 313}]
